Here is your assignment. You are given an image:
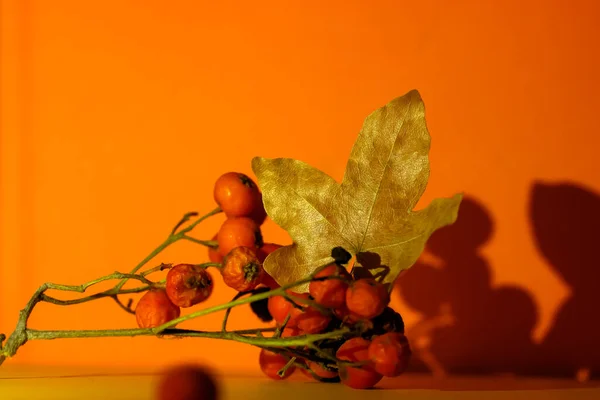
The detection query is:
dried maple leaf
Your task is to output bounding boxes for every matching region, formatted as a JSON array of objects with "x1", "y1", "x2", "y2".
[{"x1": 252, "y1": 90, "x2": 462, "y2": 292}]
